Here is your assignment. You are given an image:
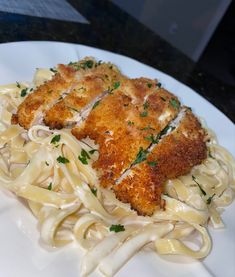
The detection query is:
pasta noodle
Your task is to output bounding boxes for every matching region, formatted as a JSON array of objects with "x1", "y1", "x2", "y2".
[{"x1": 0, "y1": 69, "x2": 234, "y2": 277}]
